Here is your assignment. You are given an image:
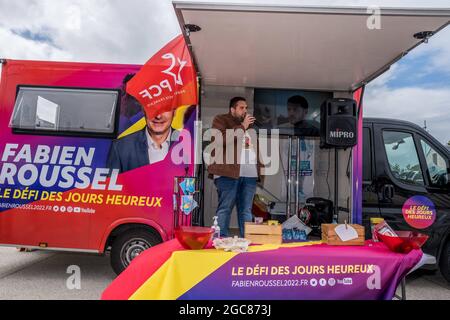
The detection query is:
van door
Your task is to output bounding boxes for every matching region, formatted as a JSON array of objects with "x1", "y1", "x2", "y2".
[
  {"x1": 416, "y1": 136, "x2": 450, "y2": 254},
  {"x1": 373, "y1": 123, "x2": 428, "y2": 230},
  {"x1": 373, "y1": 123, "x2": 449, "y2": 255},
  {"x1": 362, "y1": 124, "x2": 380, "y2": 236}
]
